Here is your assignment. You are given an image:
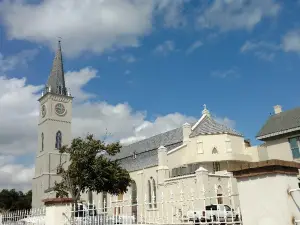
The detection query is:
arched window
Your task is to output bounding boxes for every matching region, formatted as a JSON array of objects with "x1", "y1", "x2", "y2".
[
  {"x1": 41, "y1": 133, "x2": 44, "y2": 152},
  {"x1": 148, "y1": 178, "x2": 157, "y2": 209},
  {"x1": 212, "y1": 147, "x2": 218, "y2": 154},
  {"x1": 152, "y1": 179, "x2": 157, "y2": 208},
  {"x1": 131, "y1": 181, "x2": 137, "y2": 222},
  {"x1": 55, "y1": 131, "x2": 62, "y2": 149},
  {"x1": 217, "y1": 185, "x2": 223, "y2": 204},
  {"x1": 148, "y1": 180, "x2": 152, "y2": 208}
]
